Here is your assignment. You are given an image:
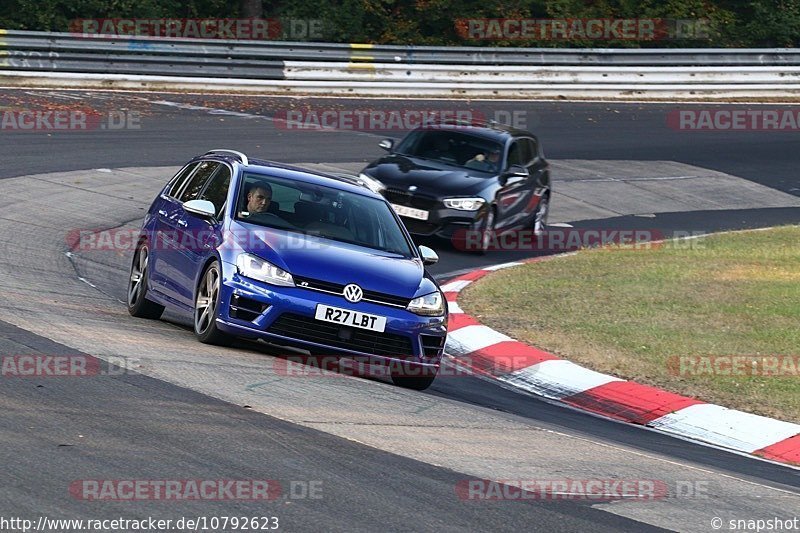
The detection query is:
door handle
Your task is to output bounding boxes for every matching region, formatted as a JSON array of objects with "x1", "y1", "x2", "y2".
[
  {"x1": 157, "y1": 209, "x2": 168, "y2": 217},
  {"x1": 177, "y1": 219, "x2": 188, "y2": 228}
]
